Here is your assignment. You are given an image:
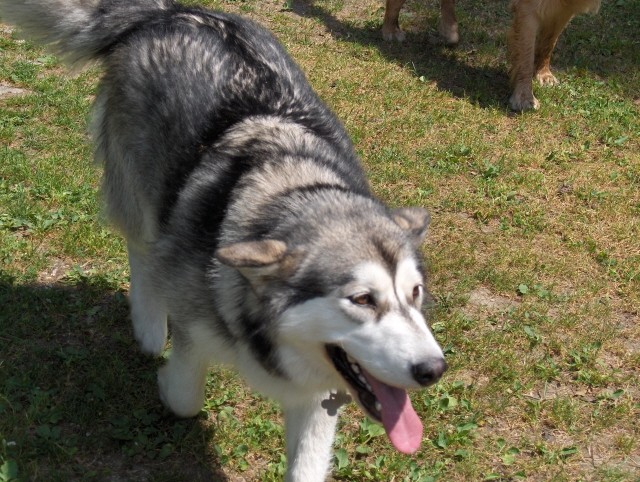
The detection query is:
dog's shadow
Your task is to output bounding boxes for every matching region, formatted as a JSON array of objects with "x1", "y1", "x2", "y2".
[
  {"x1": 0, "y1": 272, "x2": 227, "y2": 481},
  {"x1": 289, "y1": 0, "x2": 513, "y2": 109},
  {"x1": 288, "y1": 0, "x2": 639, "y2": 109}
]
